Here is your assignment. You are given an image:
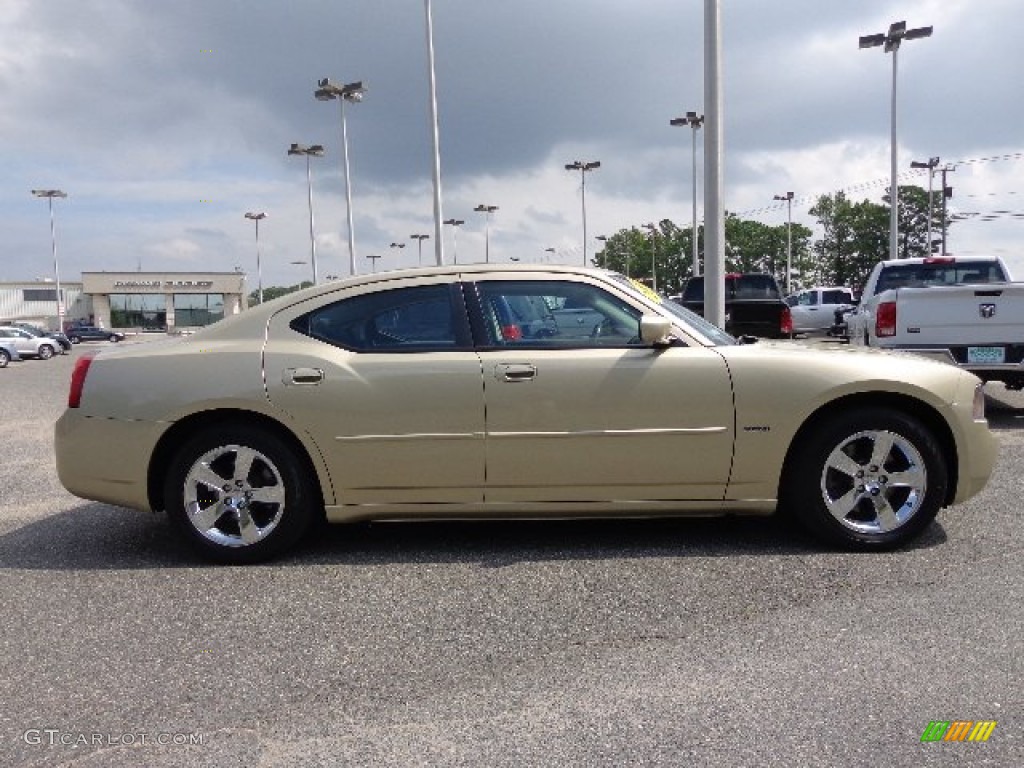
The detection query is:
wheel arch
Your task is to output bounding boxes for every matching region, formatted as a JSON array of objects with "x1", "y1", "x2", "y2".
[
  {"x1": 147, "y1": 408, "x2": 327, "y2": 514},
  {"x1": 779, "y1": 392, "x2": 959, "y2": 507}
]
